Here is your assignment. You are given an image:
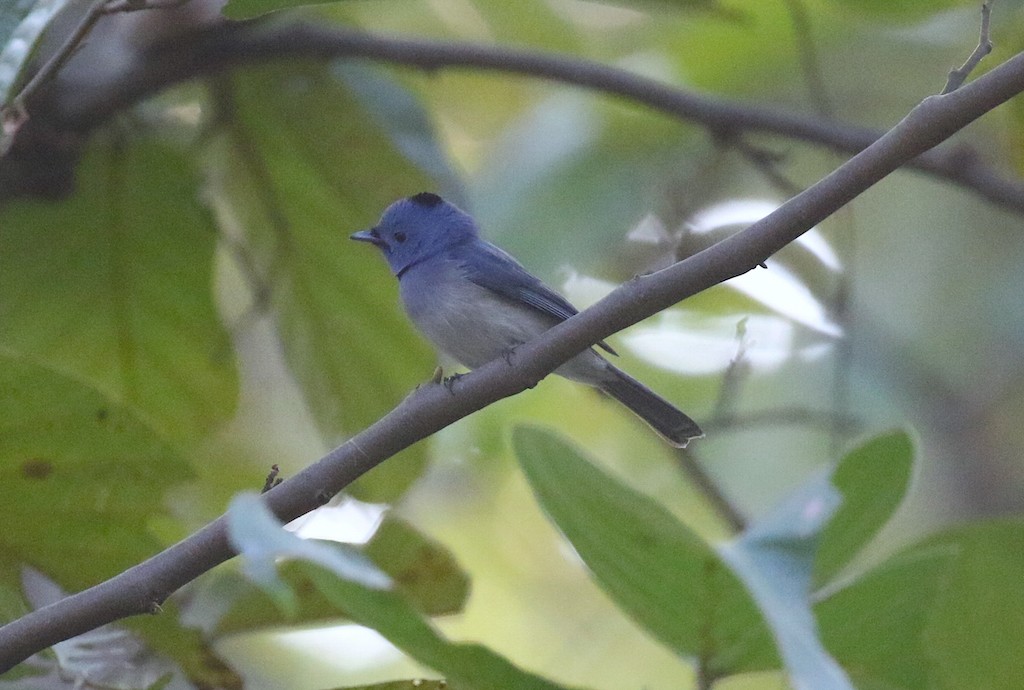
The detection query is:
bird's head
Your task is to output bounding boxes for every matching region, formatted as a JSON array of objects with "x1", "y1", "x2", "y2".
[{"x1": 351, "y1": 192, "x2": 478, "y2": 276}]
